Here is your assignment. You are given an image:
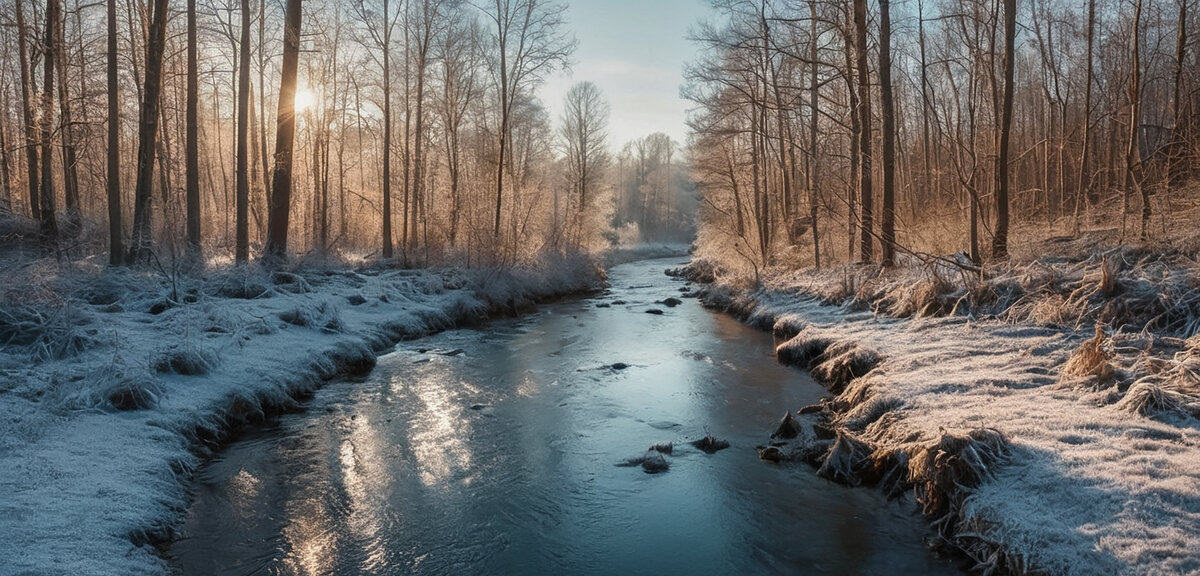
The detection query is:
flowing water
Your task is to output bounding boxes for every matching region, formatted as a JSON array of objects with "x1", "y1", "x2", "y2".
[{"x1": 168, "y1": 258, "x2": 961, "y2": 576}]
